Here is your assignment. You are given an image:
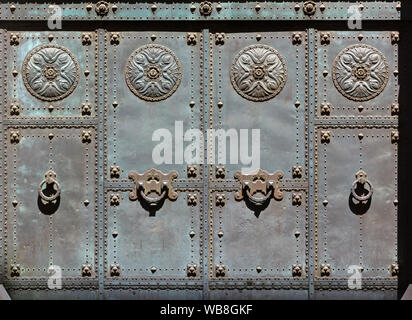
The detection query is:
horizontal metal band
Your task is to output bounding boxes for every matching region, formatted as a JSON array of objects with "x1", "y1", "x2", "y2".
[
  {"x1": 3, "y1": 278, "x2": 99, "y2": 289},
  {"x1": 209, "y1": 279, "x2": 309, "y2": 290},
  {"x1": 3, "y1": 118, "x2": 98, "y2": 127},
  {"x1": 315, "y1": 117, "x2": 398, "y2": 127},
  {"x1": 314, "y1": 279, "x2": 397, "y2": 289},
  {"x1": 210, "y1": 179, "x2": 308, "y2": 191},
  {"x1": 0, "y1": 2, "x2": 400, "y2": 21},
  {"x1": 105, "y1": 179, "x2": 204, "y2": 190}
]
